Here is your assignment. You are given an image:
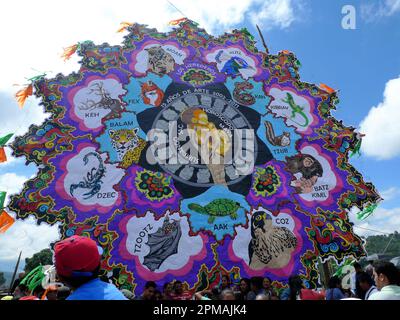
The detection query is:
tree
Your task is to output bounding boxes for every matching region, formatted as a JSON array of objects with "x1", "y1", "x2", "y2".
[
  {"x1": 364, "y1": 231, "x2": 400, "y2": 257},
  {"x1": 24, "y1": 249, "x2": 53, "y2": 273},
  {"x1": 0, "y1": 272, "x2": 6, "y2": 287}
]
